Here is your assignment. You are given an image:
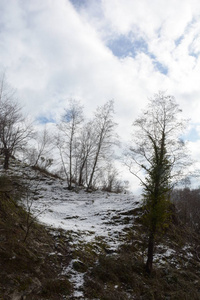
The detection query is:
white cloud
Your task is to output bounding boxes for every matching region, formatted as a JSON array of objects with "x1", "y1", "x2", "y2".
[
  {"x1": 0, "y1": 0, "x2": 200, "y2": 191},
  {"x1": 98, "y1": 0, "x2": 194, "y2": 41}
]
